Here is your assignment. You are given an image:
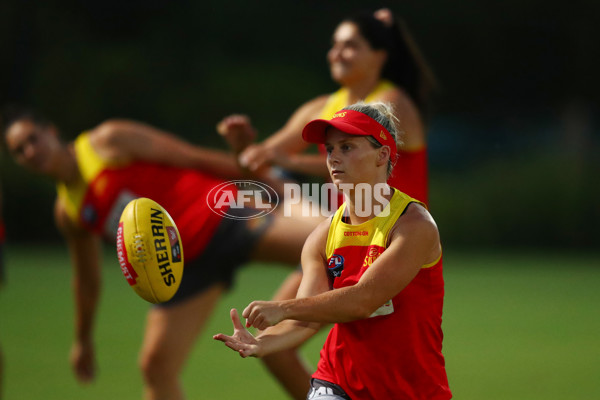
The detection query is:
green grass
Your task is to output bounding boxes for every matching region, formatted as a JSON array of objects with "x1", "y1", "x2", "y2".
[{"x1": 1, "y1": 245, "x2": 599, "y2": 399}]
